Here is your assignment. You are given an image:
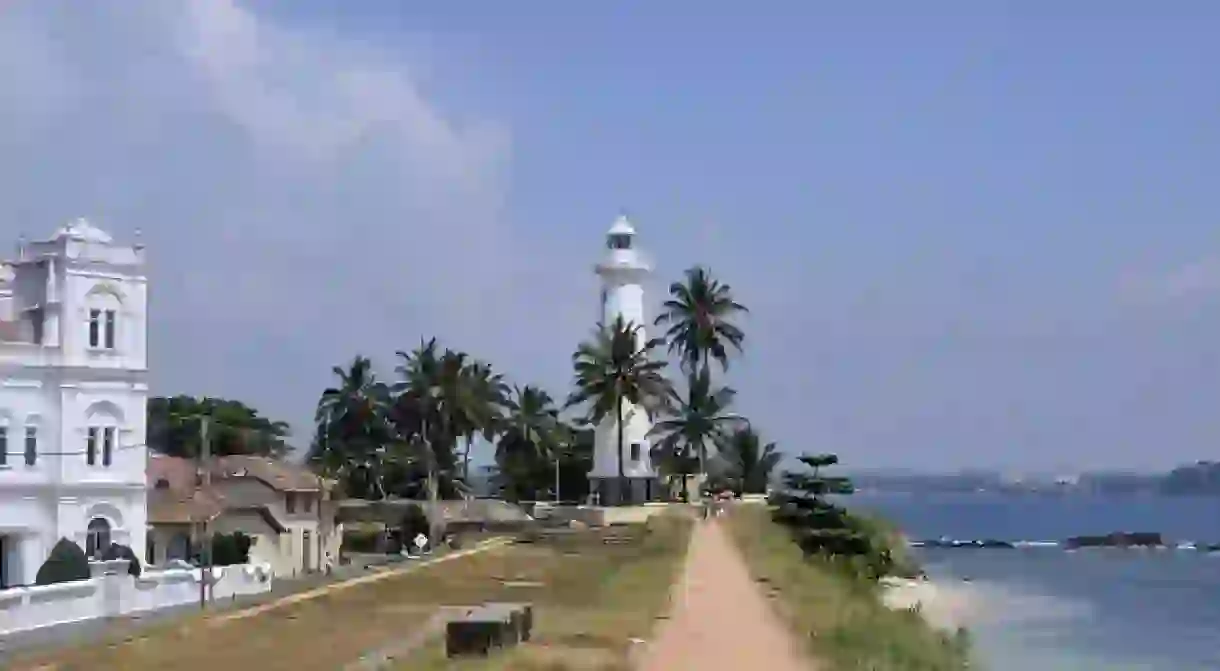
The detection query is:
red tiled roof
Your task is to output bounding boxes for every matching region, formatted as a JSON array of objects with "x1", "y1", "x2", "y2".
[
  {"x1": 147, "y1": 454, "x2": 328, "y2": 526},
  {"x1": 147, "y1": 487, "x2": 225, "y2": 525},
  {"x1": 148, "y1": 454, "x2": 325, "y2": 492},
  {"x1": 210, "y1": 455, "x2": 325, "y2": 491}
]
